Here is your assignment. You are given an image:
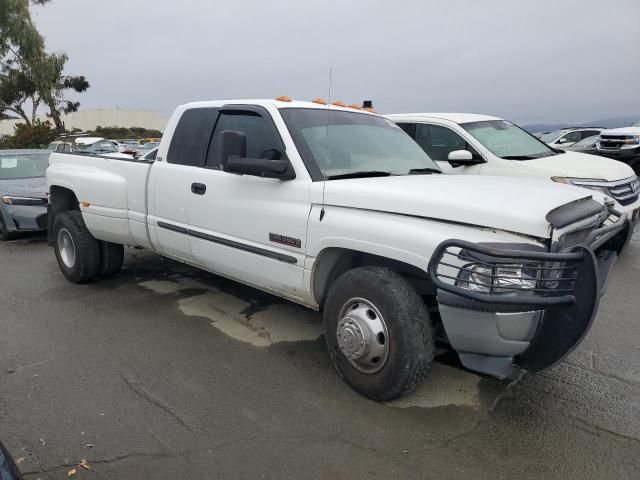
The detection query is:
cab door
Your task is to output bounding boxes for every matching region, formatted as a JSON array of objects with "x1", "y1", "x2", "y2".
[
  {"x1": 148, "y1": 107, "x2": 218, "y2": 262},
  {"x1": 186, "y1": 106, "x2": 310, "y2": 301}
]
